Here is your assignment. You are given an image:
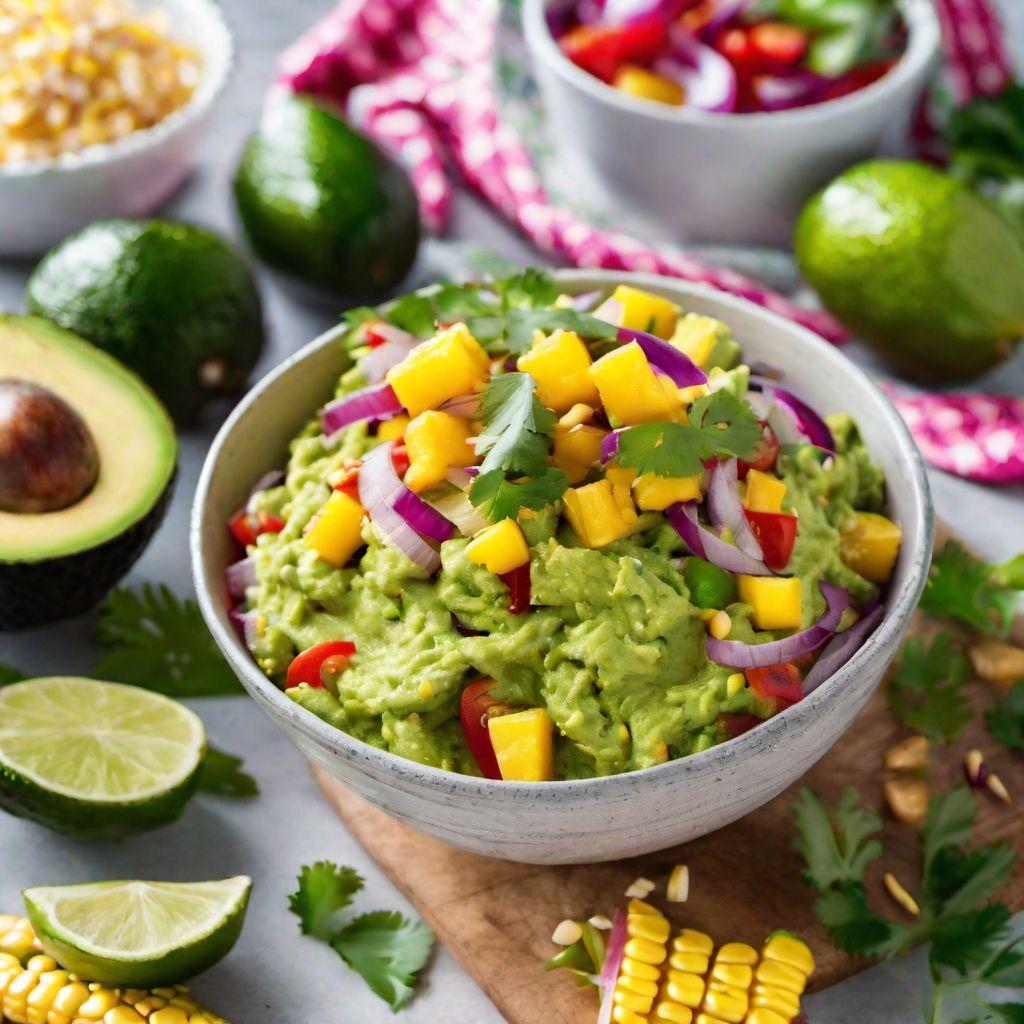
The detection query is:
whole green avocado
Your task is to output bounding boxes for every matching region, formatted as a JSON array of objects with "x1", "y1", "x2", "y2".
[
  {"x1": 26, "y1": 219, "x2": 265, "y2": 425},
  {"x1": 795, "y1": 160, "x2": 1024, "y2": 381},
  {"x1": 233, "y1": 95, "x2": 420, "y2": 295}
]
